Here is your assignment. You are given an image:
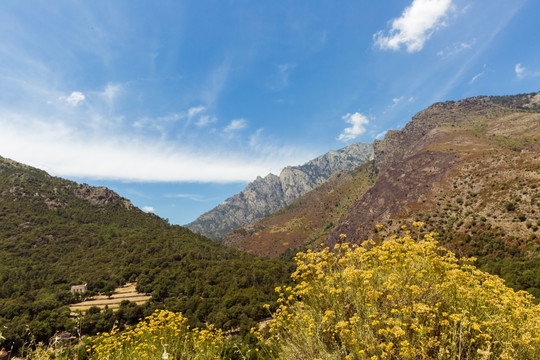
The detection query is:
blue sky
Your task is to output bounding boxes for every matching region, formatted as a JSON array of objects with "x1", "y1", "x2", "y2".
[{"x1": 0, "y1": 0, "x2": 539, "y2": 225}]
